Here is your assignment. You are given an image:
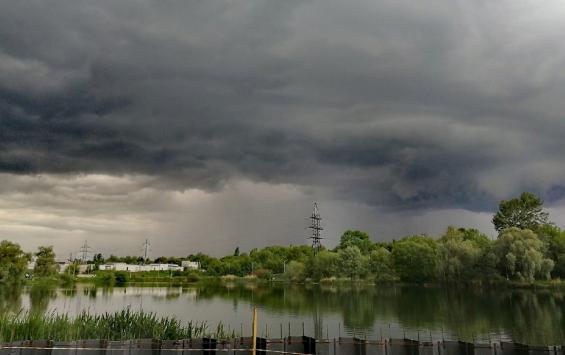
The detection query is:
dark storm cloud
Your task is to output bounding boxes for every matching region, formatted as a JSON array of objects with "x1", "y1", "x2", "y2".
[{"x1": 1, "y1": 0, "x2": 565, "y2": 210}]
